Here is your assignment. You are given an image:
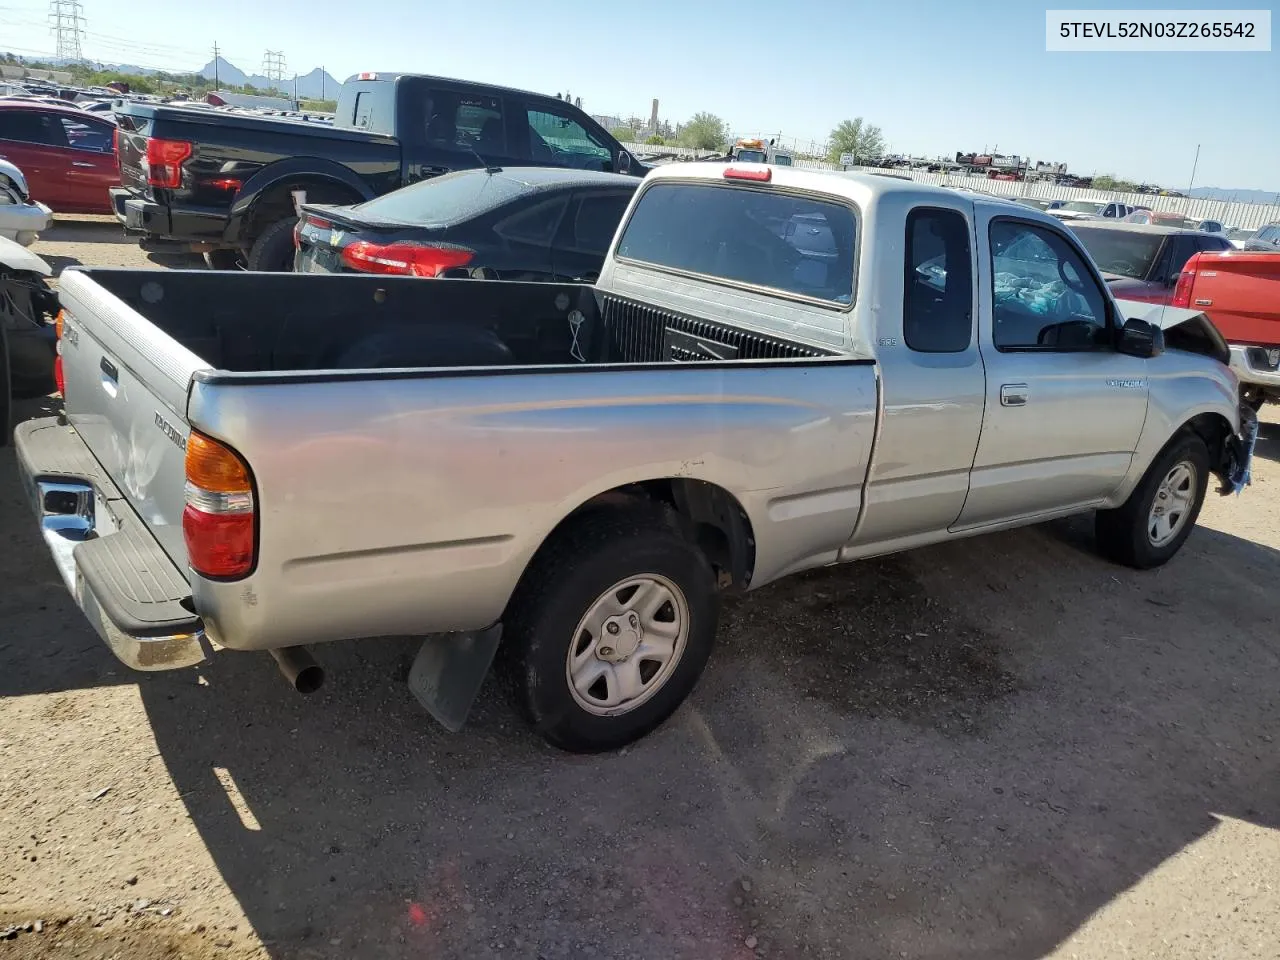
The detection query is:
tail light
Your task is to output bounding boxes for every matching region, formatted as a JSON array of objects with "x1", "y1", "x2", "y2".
[
  {"x1": 1171, "y1": 255, "x2": 1198, "y2": 308},
  {"x1": 340, "y1": 241, "x2": 474, "y2": 277},
  {"x1": 183, "y1": 431, "x2": 256, "y2": 579},
  {"x1": 53, "y1": 309, "x2": 66, "y2": 395},
  {"x1": 112, "y1": 127, "x2": 120, "y2": 170},
  {"x1": 145, "y1": 137, "x2": 193, "y2": 189}
]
